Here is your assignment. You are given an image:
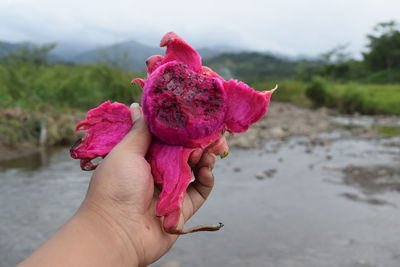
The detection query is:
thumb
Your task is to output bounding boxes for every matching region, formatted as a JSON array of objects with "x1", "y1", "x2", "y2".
[{"x1": 114, "y1": 103, "x2": 152, "y2": 156}]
